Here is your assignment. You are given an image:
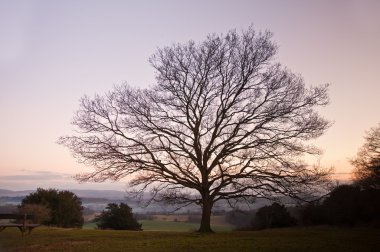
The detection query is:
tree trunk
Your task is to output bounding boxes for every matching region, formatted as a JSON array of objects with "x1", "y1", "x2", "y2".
[{"x1": 198, "y1": 196, "x2": 213, "y2": 233}]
